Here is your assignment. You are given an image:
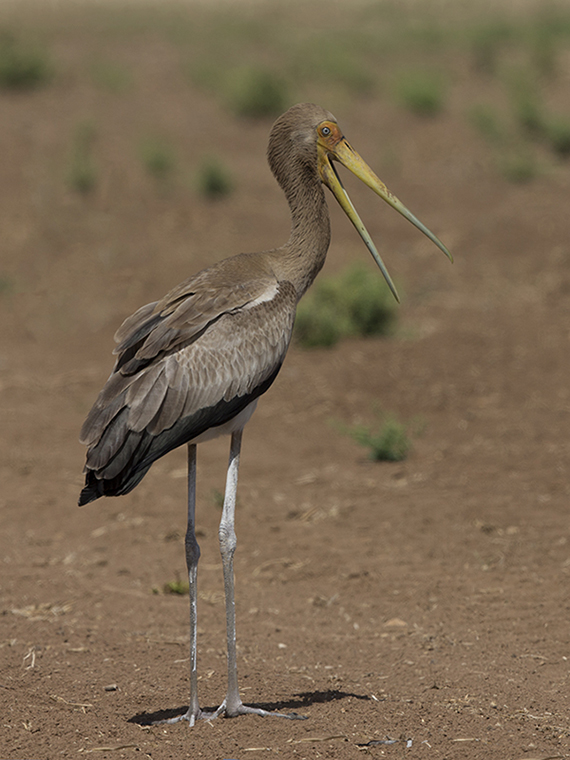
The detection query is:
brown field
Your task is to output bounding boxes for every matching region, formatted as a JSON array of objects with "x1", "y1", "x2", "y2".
[{"x1": 1, "y1": 2, "x2": 570, "y2": 758}]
